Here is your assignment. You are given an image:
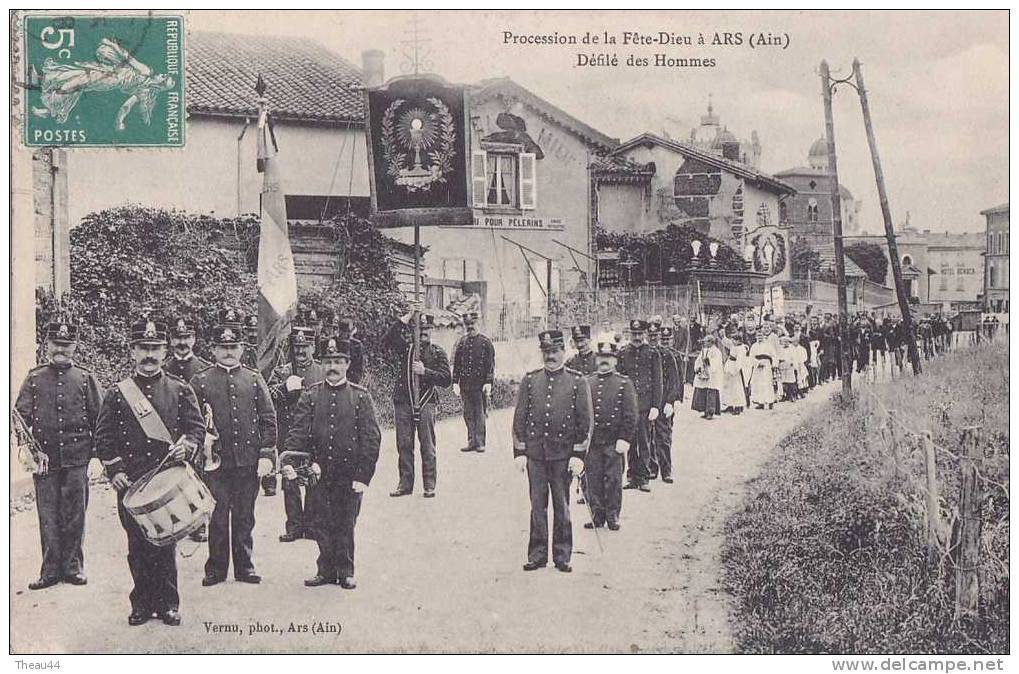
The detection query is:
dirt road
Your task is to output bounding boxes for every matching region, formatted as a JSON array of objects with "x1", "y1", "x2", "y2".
[{"x1": 10, "y1": 382, "x2": 834, "y2": 653}]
